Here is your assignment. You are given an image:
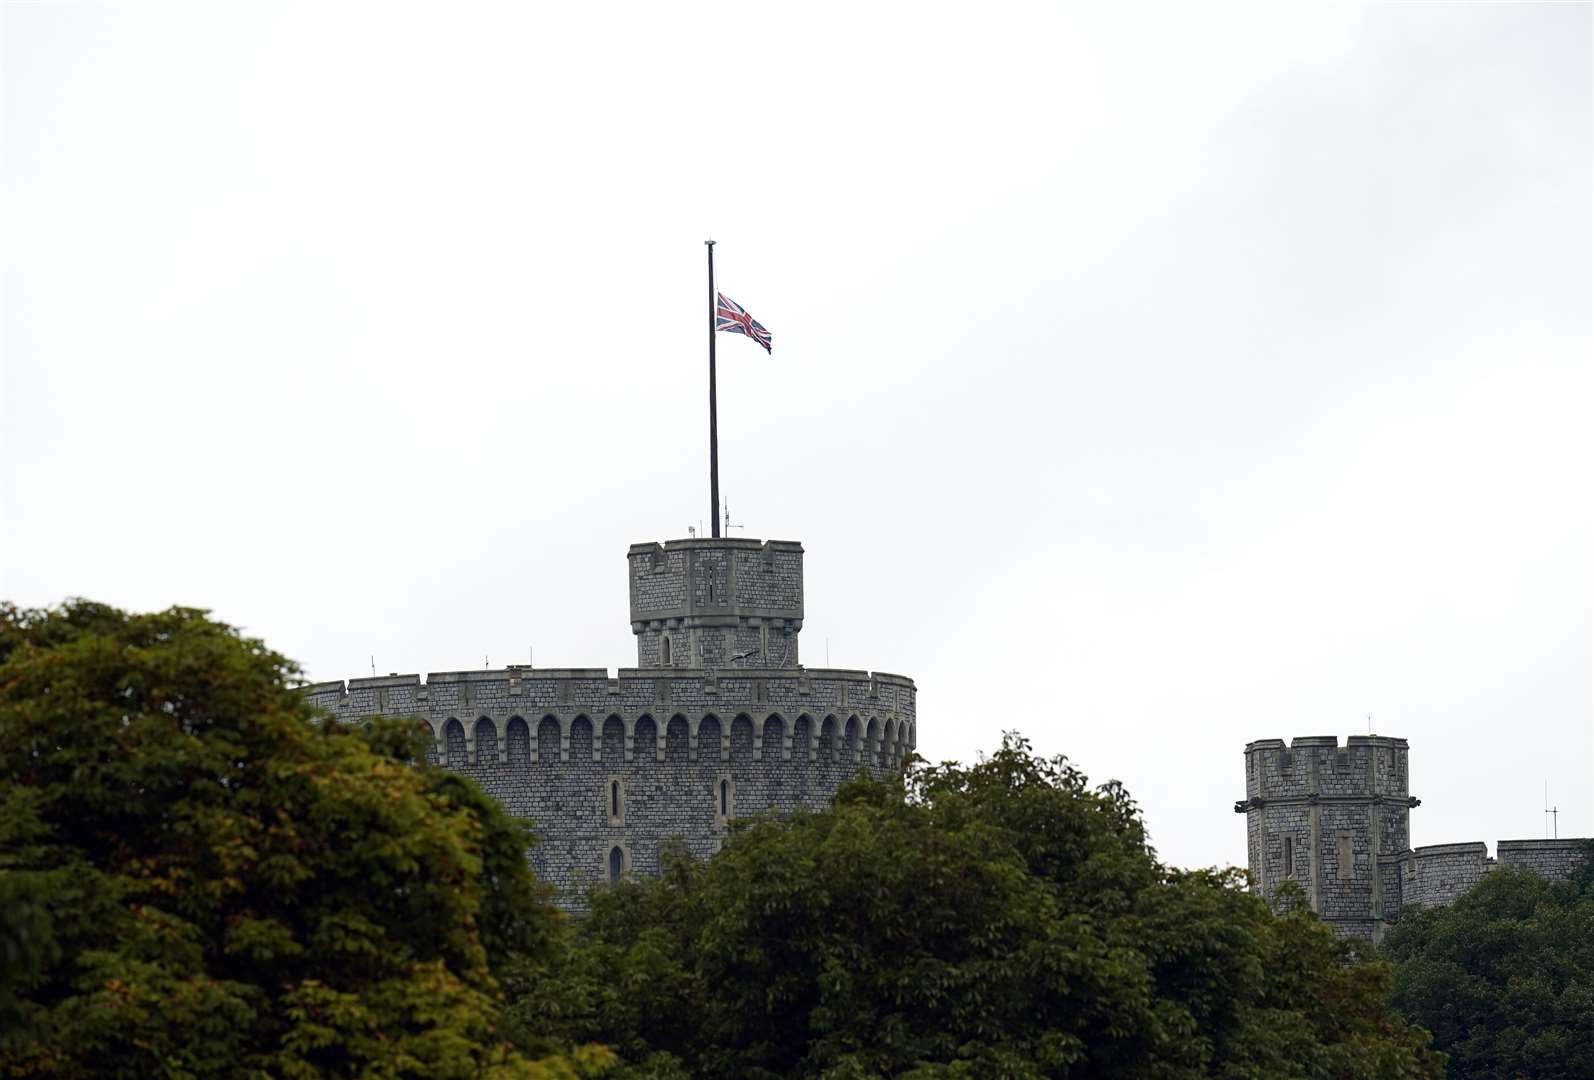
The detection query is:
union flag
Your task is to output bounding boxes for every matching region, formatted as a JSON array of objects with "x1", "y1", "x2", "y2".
[{"x1": 715, "y1": 292, "x2": 772, "y2": 353}]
